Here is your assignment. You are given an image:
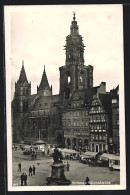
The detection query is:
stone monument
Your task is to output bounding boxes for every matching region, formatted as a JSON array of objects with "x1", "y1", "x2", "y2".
[{"x1": 46, "y1": 147, "x2": 71, "y2": 185}]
